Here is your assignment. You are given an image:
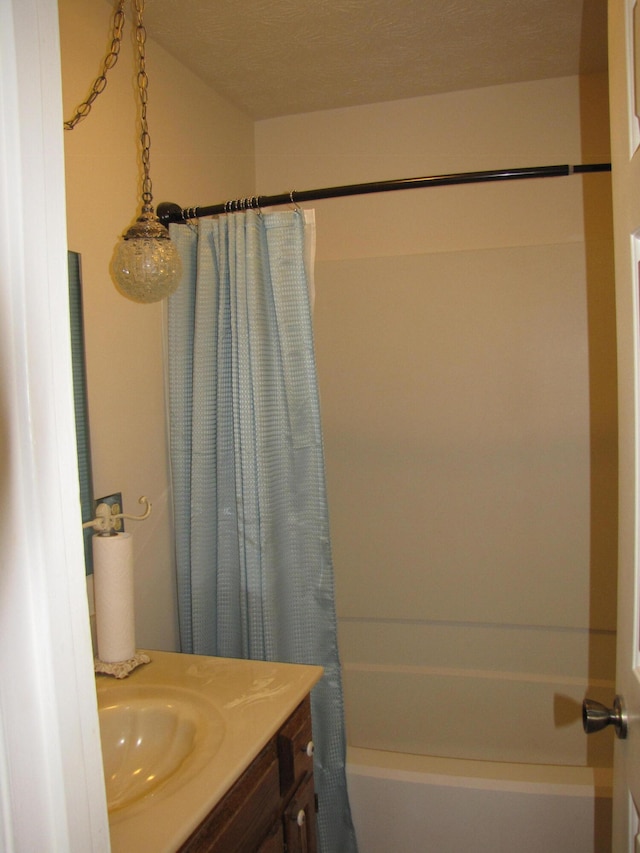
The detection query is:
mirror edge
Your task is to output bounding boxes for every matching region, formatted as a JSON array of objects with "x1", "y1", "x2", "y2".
[{"x1": 67, "y1": 250, "x2": 94, "y2": 574}]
